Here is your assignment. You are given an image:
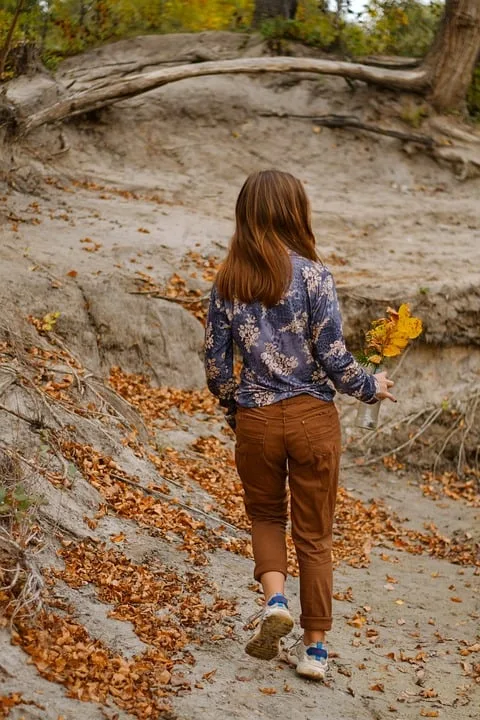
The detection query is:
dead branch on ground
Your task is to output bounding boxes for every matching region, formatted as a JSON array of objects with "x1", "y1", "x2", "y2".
[{"x1": 258, "y1": 112, "x2": 437, "y2": 146}]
